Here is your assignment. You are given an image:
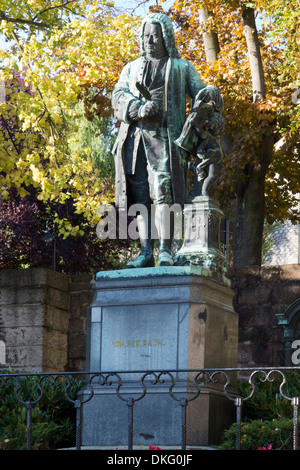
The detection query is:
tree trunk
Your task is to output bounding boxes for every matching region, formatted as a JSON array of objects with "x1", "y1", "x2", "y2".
[
  {"x1": 199, "y1": 6, "x2": 273, "y2": 267},
  {"x1": 233, "y1": 131, "x2": 274, "y2": 267},
  {"x1": 232, "y1": 7, "x2": 273, "y2": 267},
  {"x1": 242, "y1": 7, "x2": 266, "y2": 102},
  {"x1": 199, "y1": 9, "x2": 220, "y2": 62}
]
